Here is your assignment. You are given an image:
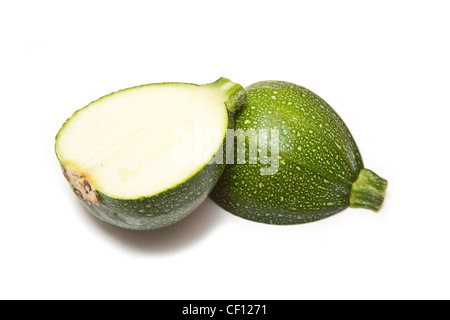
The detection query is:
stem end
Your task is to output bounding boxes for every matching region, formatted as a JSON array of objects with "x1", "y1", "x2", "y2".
[
  {"x1": 349, "y1": 168, "x2": 388, "y2": 212},
  {"x1": 205, "y1": 77, "x2": 247, "y2": 113}
]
